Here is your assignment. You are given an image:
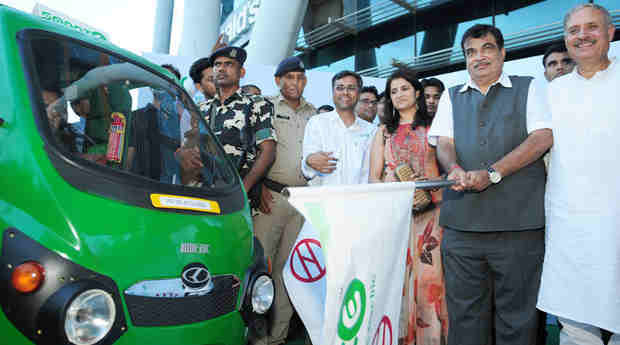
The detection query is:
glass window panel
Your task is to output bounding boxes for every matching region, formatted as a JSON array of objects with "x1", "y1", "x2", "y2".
[
  {"x1": 493, "y1": 0, "x2": 586, "y2": 39},
  {"x1": 452, "y1": 16, "x2": 493, "y2": 52},
  {"x1": 416, "y1": 30, "x2": 426, "y2": 56},
  {"x1": 27, "y1": 36, "x2": 236, "y2": 189},
  {"x1": 375, "y1": 36, "x2": 414, "y2": 66},
  {"x1": 312, "y1": 55, "x2": 355, "y2": 73}
]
